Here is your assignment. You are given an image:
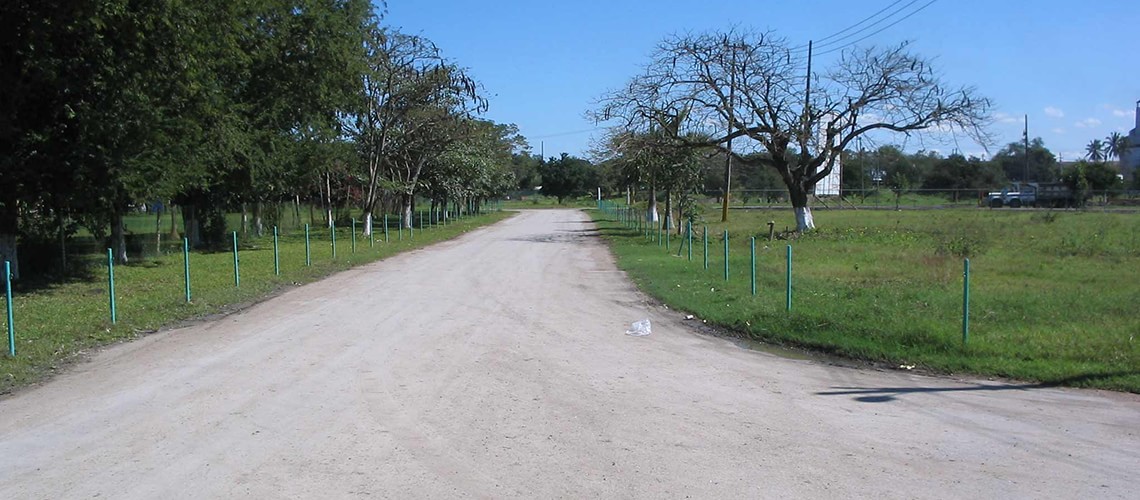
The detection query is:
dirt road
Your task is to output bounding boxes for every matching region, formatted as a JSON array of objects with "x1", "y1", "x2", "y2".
[{"x1": 1, "y1": 209, "x2": 1137, "y2": 498}]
